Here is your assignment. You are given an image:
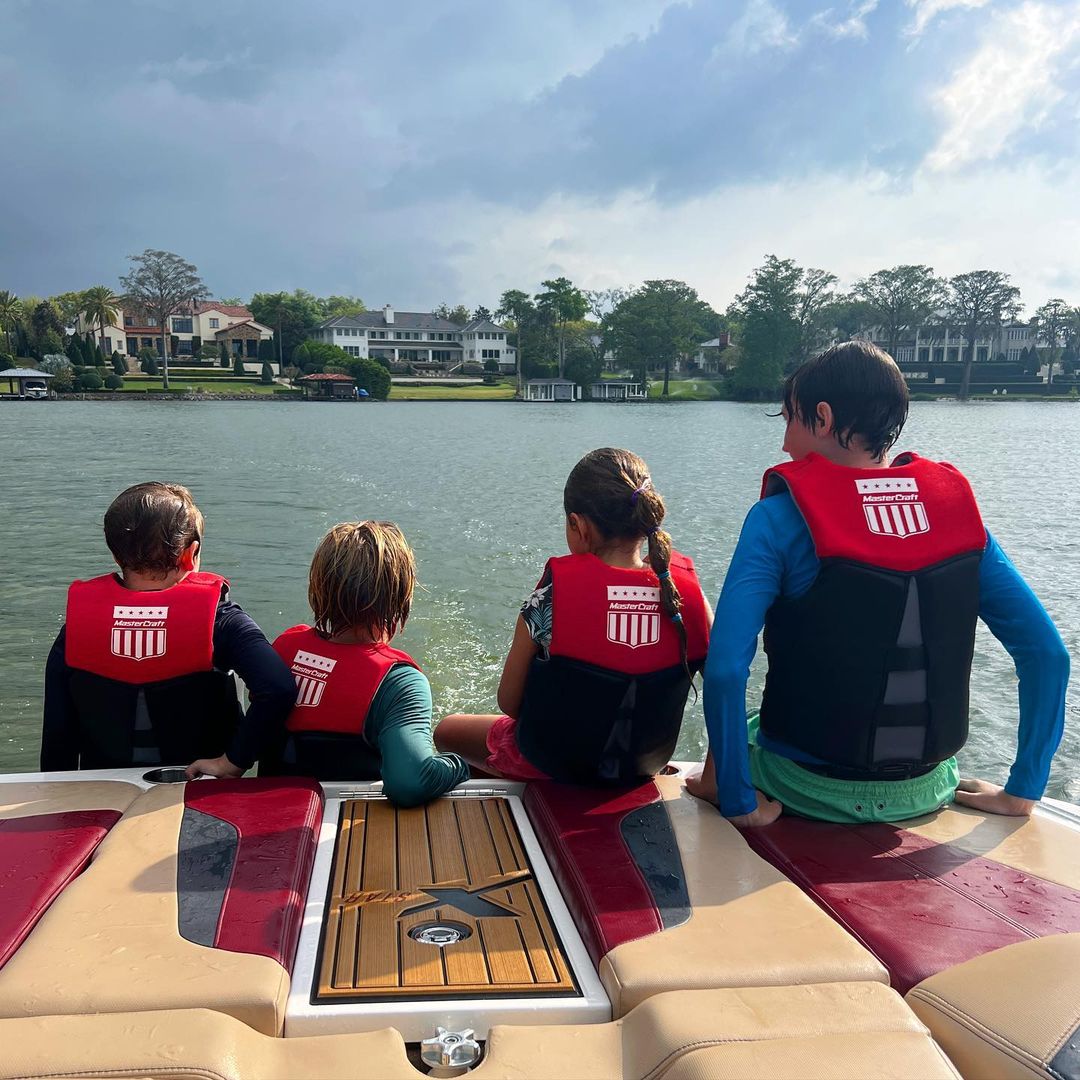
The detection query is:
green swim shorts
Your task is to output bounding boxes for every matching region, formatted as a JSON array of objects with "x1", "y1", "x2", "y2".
[{"x1": 746, "y1": 714, "x2": 958, "y2": 824}]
